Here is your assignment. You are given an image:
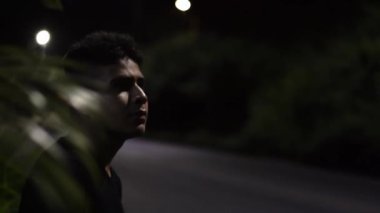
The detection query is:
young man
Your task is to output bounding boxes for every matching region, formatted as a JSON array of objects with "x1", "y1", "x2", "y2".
[{"x1": 19, "y1": 32, "x2": 148, "y2": 213}]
